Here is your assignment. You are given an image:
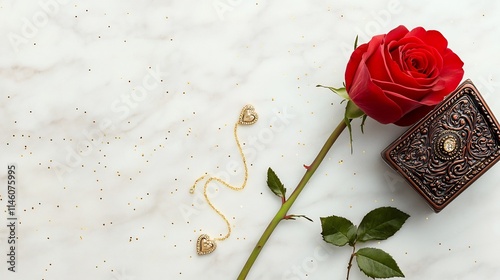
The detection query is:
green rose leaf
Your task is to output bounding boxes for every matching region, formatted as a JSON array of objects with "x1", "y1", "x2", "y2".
[
  {"x1": 345, "y1": 100, "x2": 365, "y2": 119},
  {"x1": 344, "y1": 116, "x2": 353, "y2": 154},
  {"x1": 347, "y1": 223, "x2": 358, "y2": 245},
  {"x1": 360, "y1": 114, "x2": 368, "y2": 134},
  {"x1": 320, "y1": 215, "x2": 357, "y2": 247},
  {"x1": 357, "y1": 207, "x2": 410, "y2": 242},
  {"x1": 266, "y1": 167, "x2": 286, "y2": 198},
  {"x1": 343, "y1": 101, "x2": 366, "y2": 154},
  {"x1": 356, "y1": 247, "x2": 404, "y2": 278},
  {"x1": 316, "y1": 85, "x2": 349, "y2": 100}
]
